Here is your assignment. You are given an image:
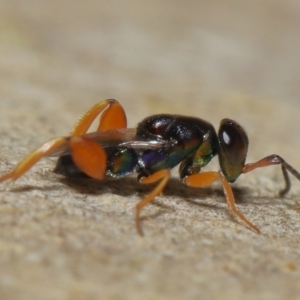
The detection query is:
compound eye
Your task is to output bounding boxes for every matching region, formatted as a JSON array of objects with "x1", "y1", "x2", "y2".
[
  {"x1": 218, "y1": 119, "x2": 249, "y2": 165},
  {"x1": 218, "y1": 119, "x2": 249, "y2": 182}
]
